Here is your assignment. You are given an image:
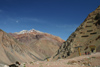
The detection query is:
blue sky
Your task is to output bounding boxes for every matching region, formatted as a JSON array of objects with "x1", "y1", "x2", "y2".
[{"x1": 0, "y1": 0, "x2": 100, "y2": 40}]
